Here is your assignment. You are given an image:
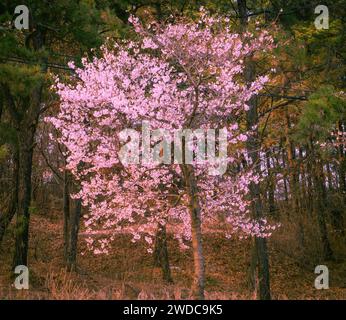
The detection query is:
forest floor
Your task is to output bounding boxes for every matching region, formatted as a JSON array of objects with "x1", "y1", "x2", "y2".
[{"x1": 0, "y1": 210, "x2": 345, "y2": 300}]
